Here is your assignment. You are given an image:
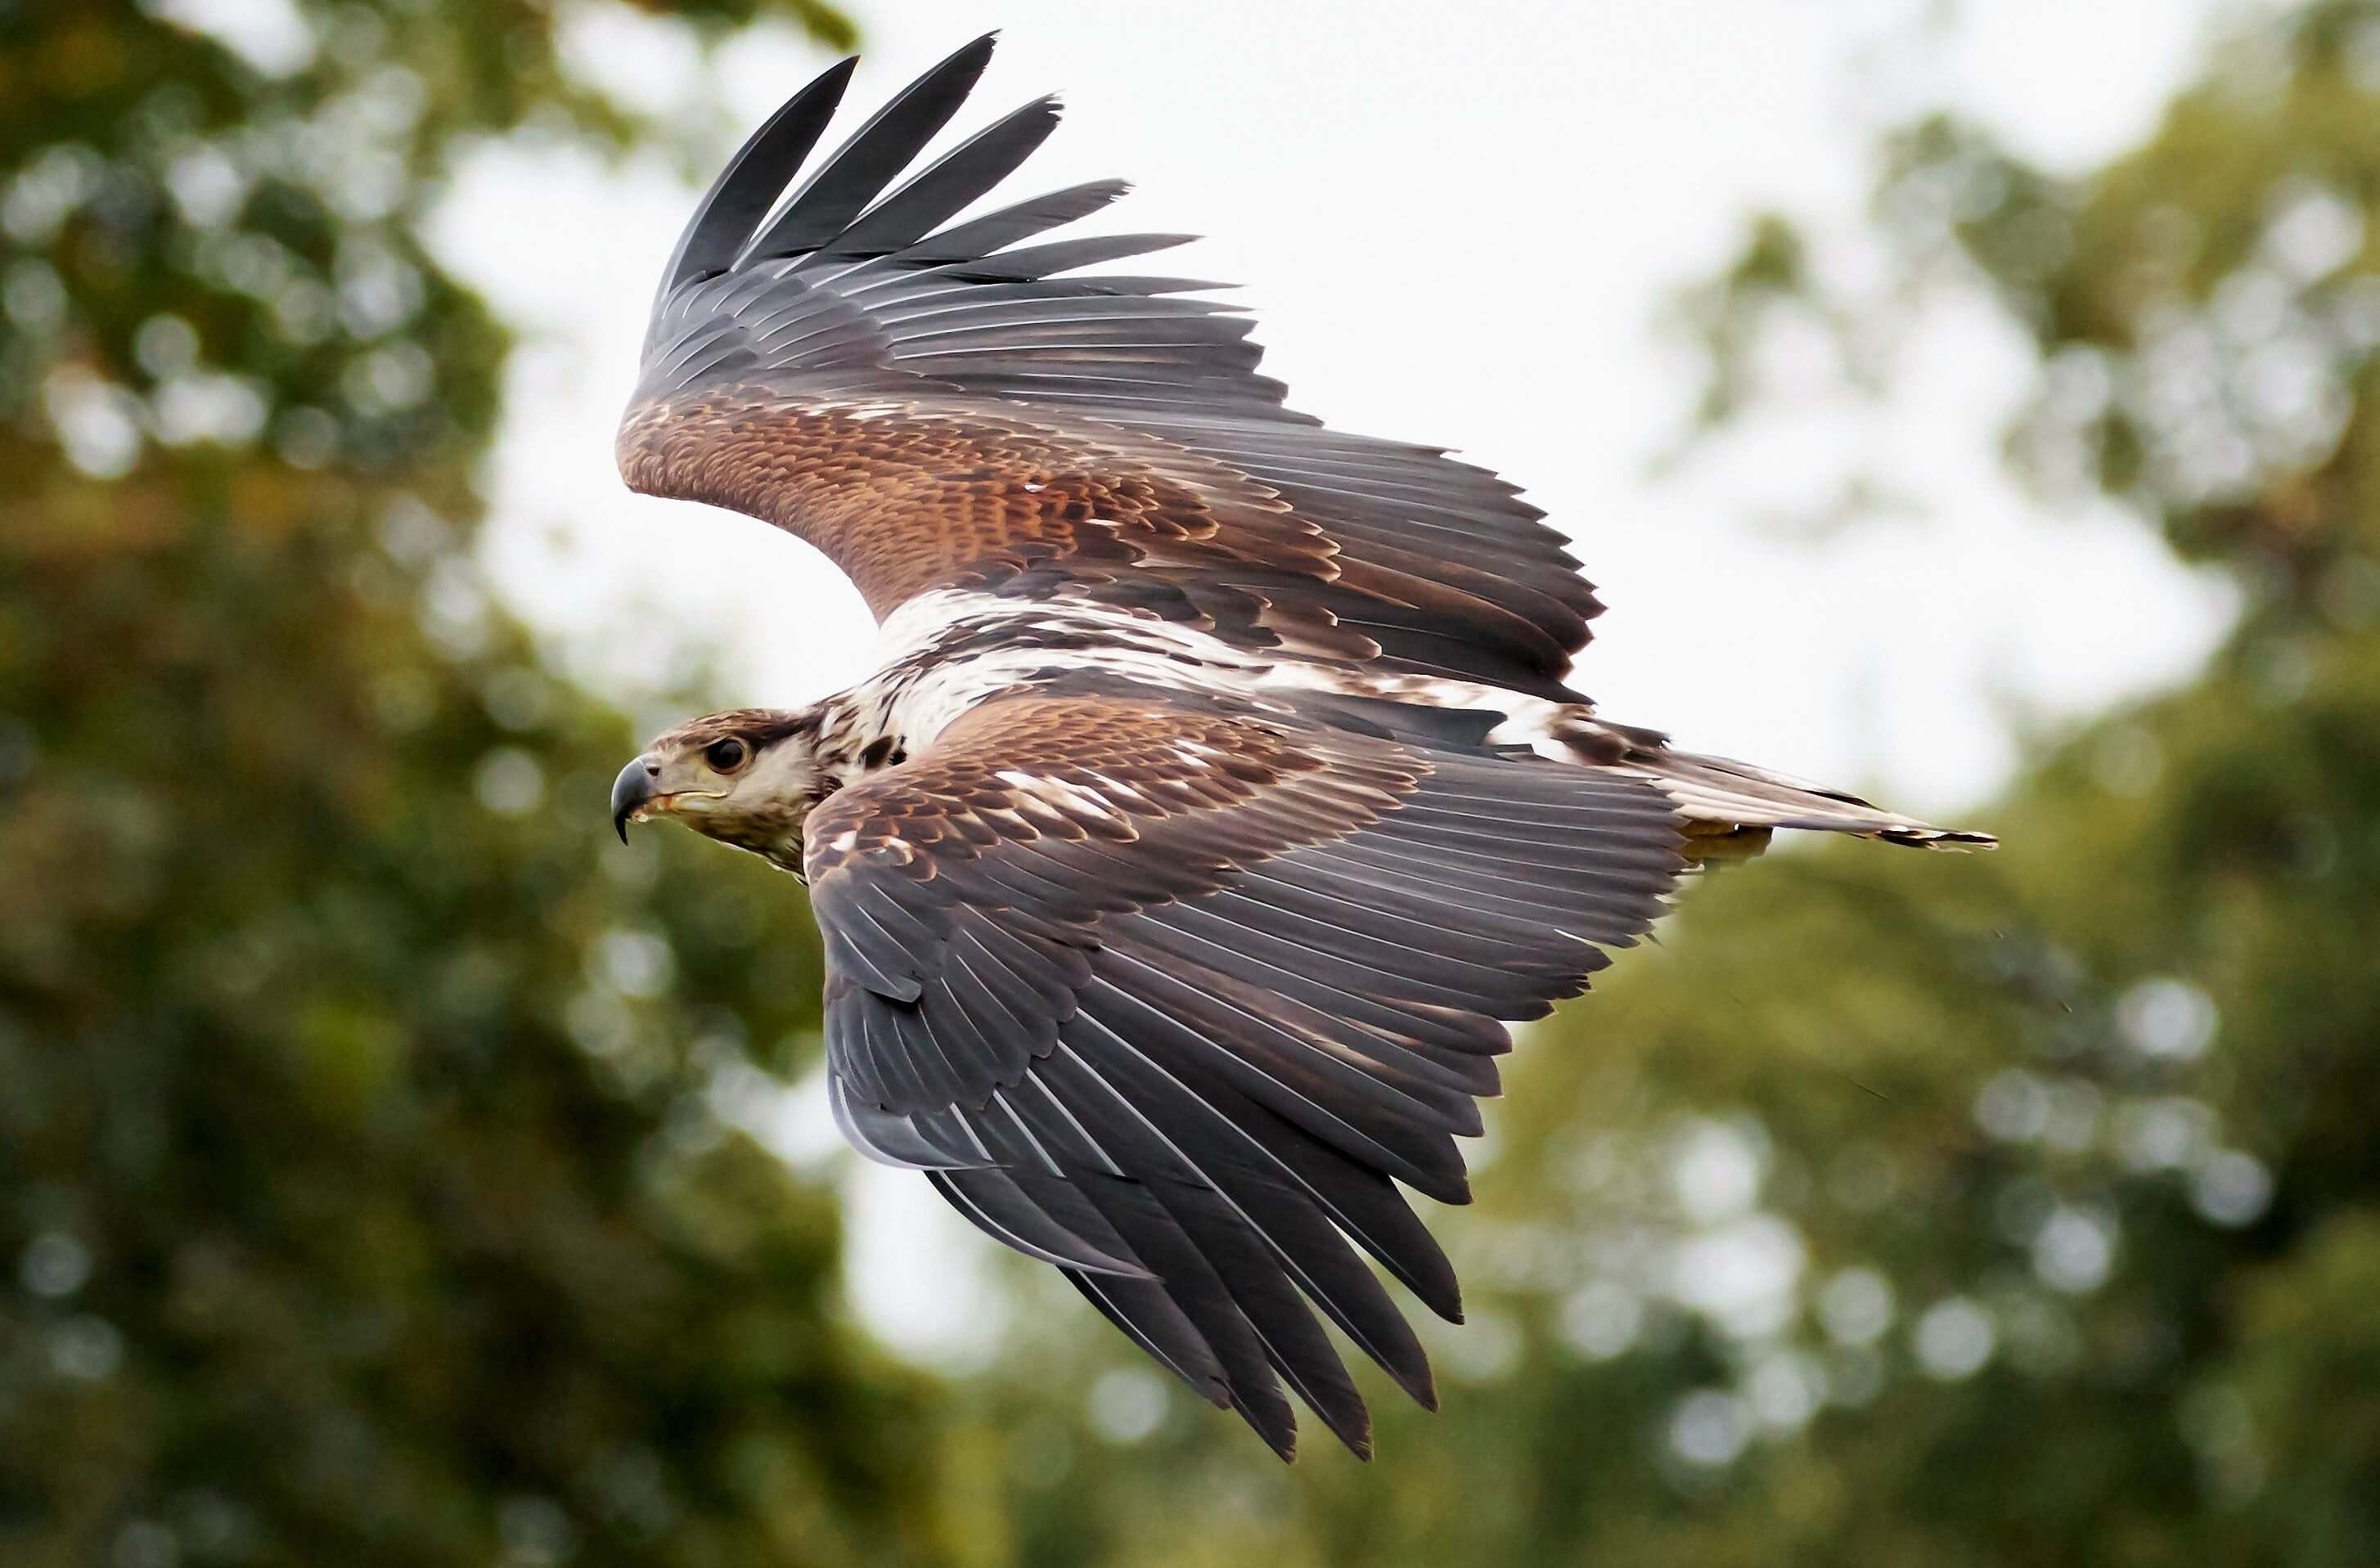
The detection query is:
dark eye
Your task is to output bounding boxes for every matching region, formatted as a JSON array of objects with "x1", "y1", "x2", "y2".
[{"x1": 704, "y1": 737, "x2": 749, "y2": 772}]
